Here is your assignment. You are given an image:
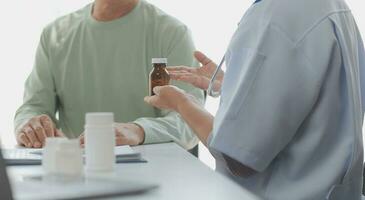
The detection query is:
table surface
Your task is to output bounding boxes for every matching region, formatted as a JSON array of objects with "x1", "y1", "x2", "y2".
[{"x1": 7, "y1": 143, "x2": 259, "y2": 200}]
